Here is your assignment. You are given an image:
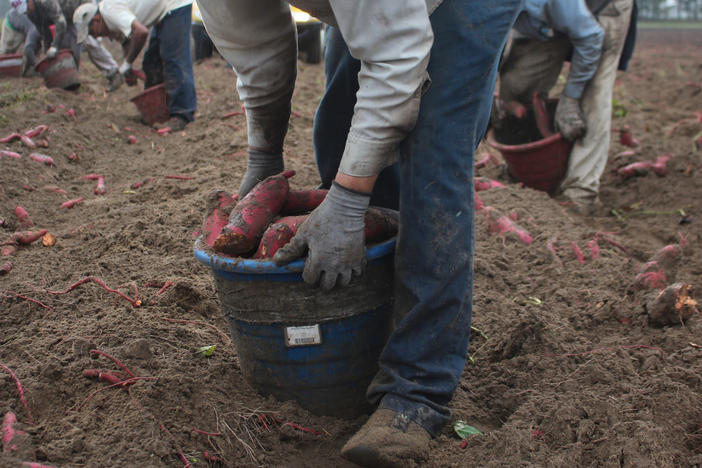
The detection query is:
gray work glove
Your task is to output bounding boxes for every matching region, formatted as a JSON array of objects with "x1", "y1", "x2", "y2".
[
  {"x1": 554, "y1": 95, "x2": 586, "y2": 140},
  {"x1": 274, "y1": 181, "x2": 370, "y2": 291},
  {"x1": 237, "y1": 149, "x2": 284, "y2": 199},
  {"x1": 46, "y1": 46, "x2": 58, "y2": 60}
]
